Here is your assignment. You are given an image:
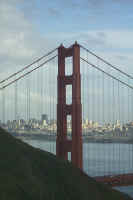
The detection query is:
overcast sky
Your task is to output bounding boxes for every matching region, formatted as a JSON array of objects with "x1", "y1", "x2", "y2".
[{"x1": 0, "y1": 0, "x2": 133, "y2": 123}]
